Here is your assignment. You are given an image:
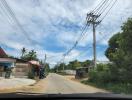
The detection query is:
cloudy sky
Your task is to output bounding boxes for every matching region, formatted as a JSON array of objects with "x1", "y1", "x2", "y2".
[{"x1": 0, "y1": 0, "x2": 132, "y2": 67}]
